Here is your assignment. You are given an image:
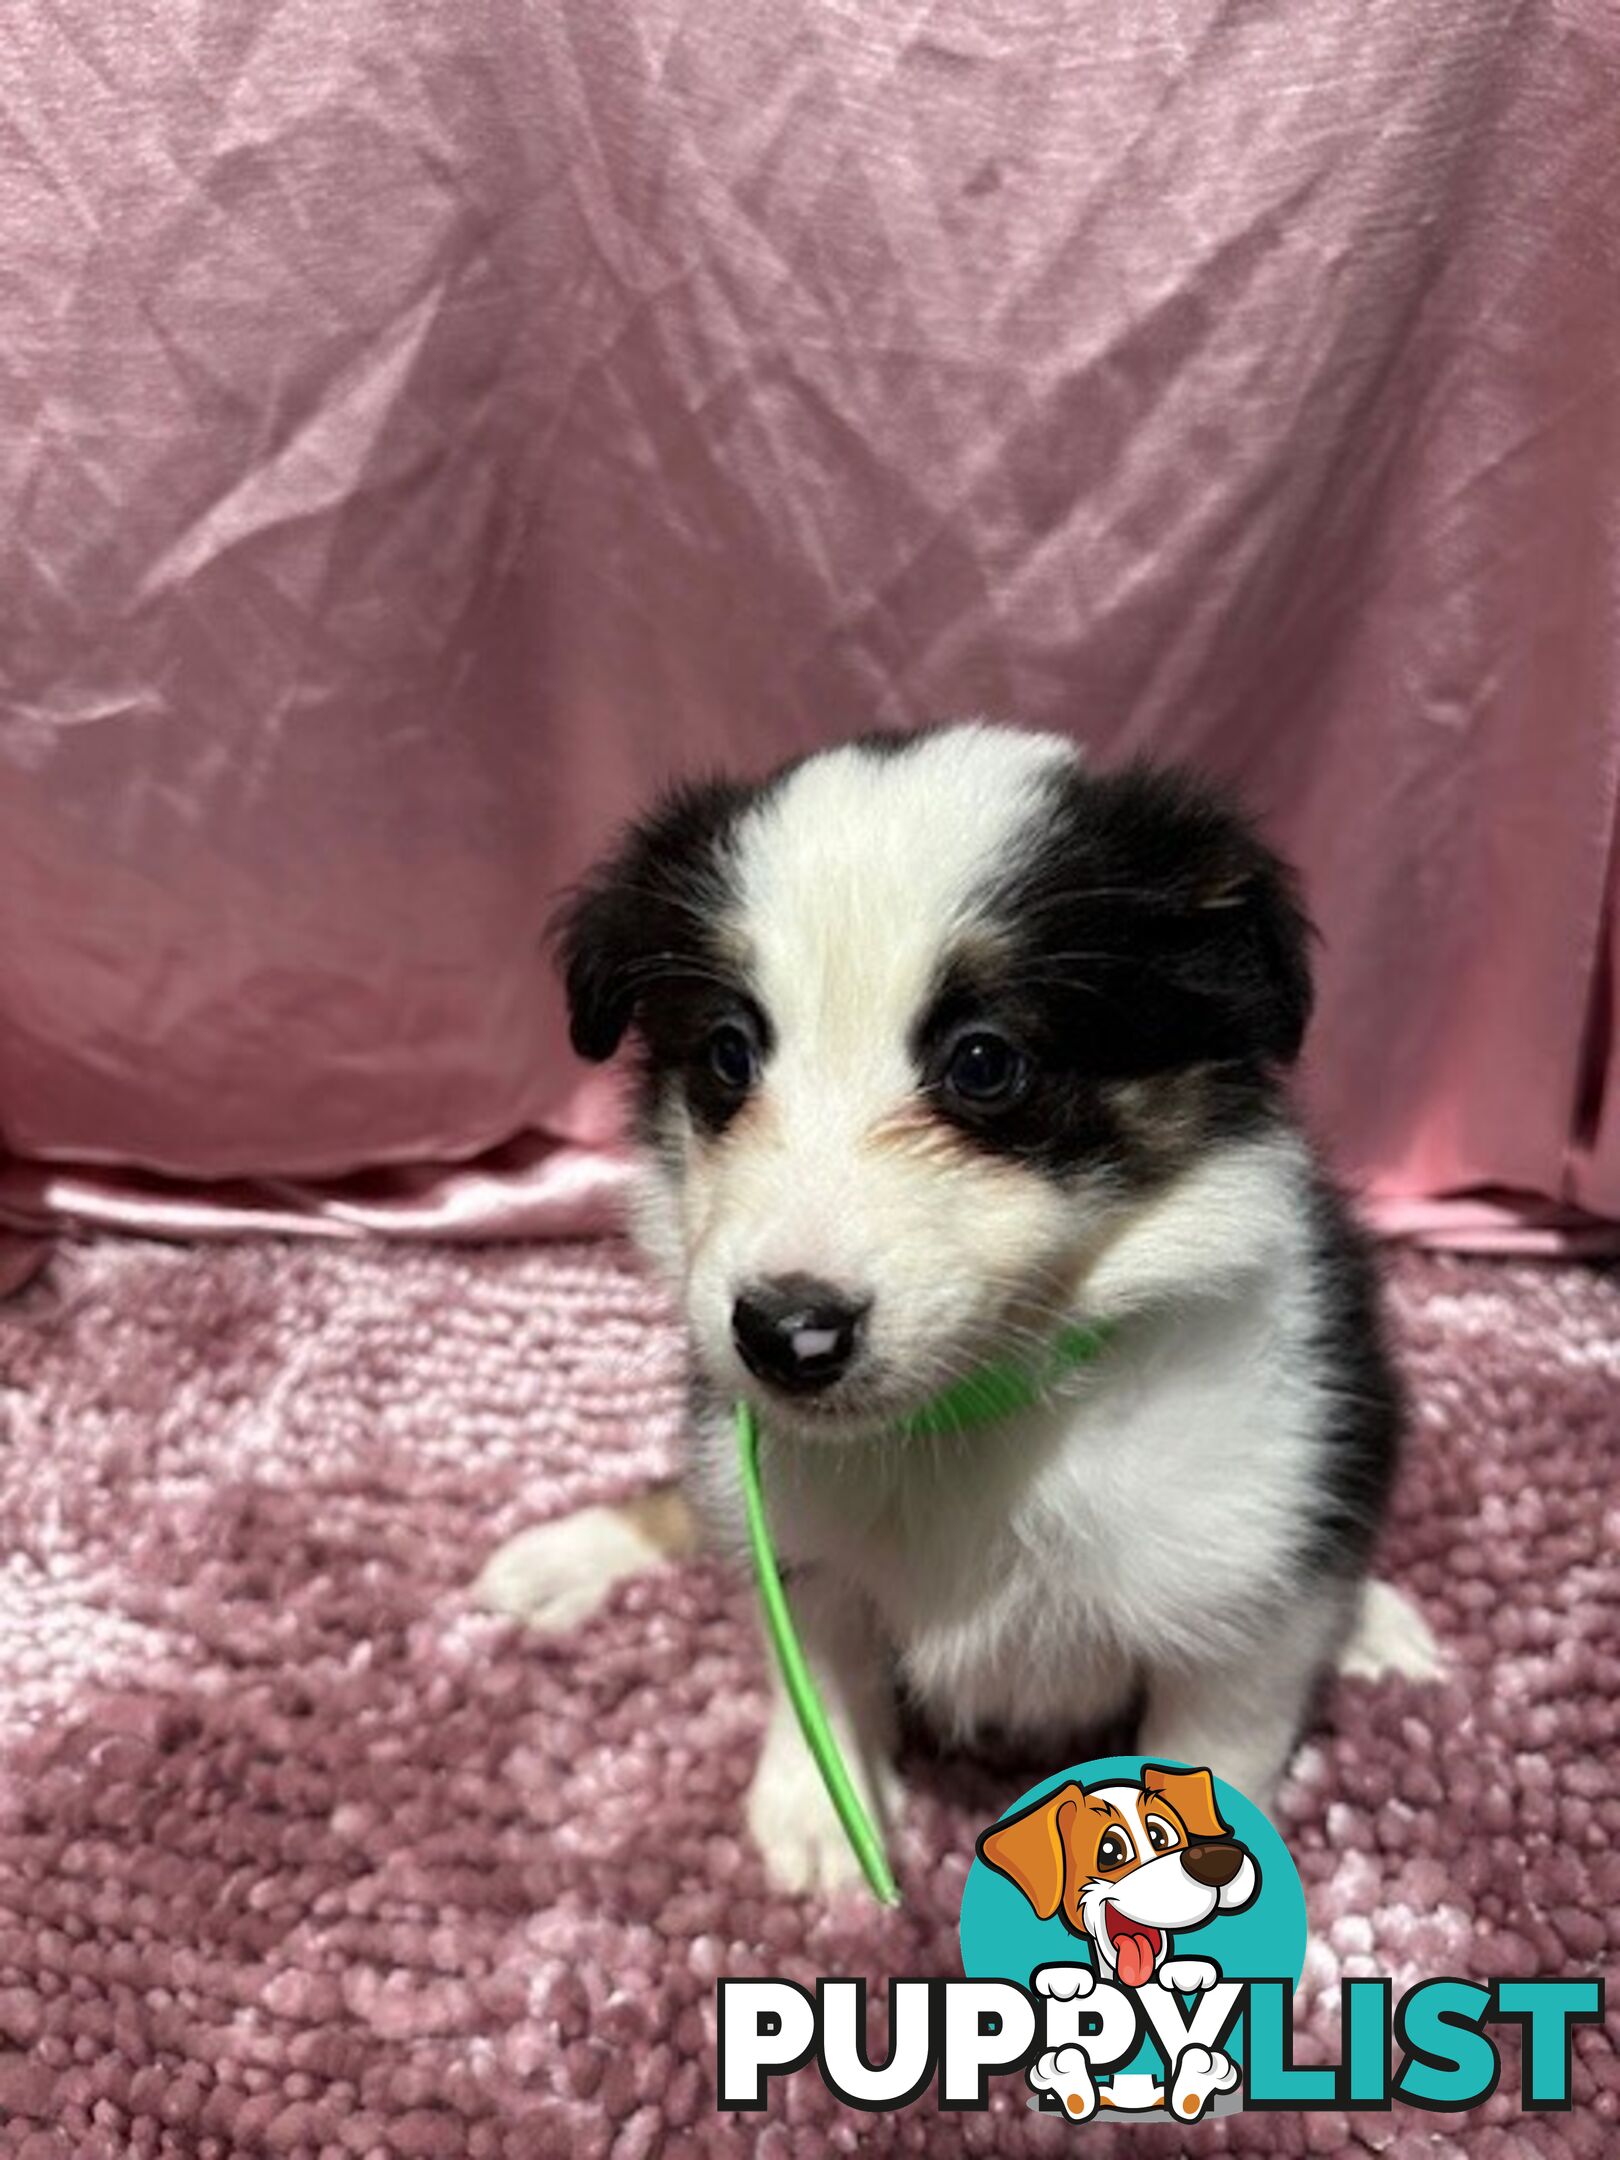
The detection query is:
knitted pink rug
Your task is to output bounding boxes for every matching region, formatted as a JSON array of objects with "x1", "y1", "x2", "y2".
[{"x1": 0, "y1": 1237, "x2": 1614, "y2": 2157}]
